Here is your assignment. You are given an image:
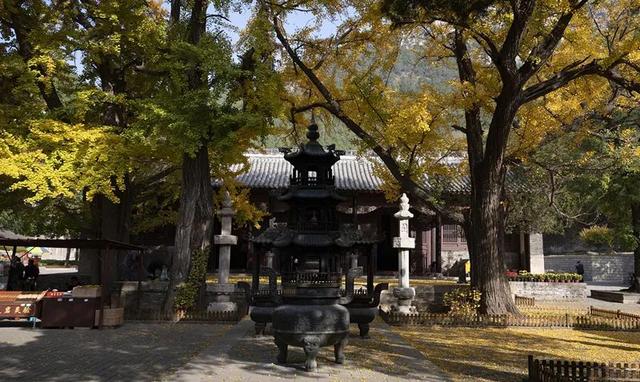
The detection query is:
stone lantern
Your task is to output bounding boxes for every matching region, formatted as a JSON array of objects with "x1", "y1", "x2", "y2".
[
  {"x1": 208, "y1": 192, "x2": 239, "y2": 313},
  {"x1": 392, "y1": 193, "x2": 416, "y2": 314}
]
